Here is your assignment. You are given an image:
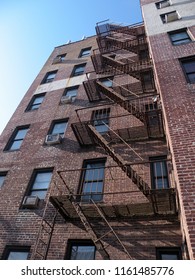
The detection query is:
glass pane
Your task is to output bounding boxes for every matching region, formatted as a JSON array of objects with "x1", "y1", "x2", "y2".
[
  {"x1": 15, "y1": 128, "x2": 28, "y2": 140},
  {"x1": 66, "y1": 88, "x2": 78, "y2": 98},
  {"x1": 81, "y1": 48, "x2": 91, "y2": 57},
  {"x1": 155, "y1": 162, "x2": 166, "y2": 176},
  {"x1": 156, "y1": 178, "x2": 169, "y2": 189},
  {"x1": 75, "y1": 66, "x2": 84, "y2": 72},
  {"x1": 33, "y1": 96, "x2": 44, "y2": 105},
  {"x1": 171, "y1": 32, "x2": 188, "y2": 41},
  {"x1": 183, "y1": 61, "x2": 195, "y2": 73},
  {"x1": 33, "y1": 172, "x2": 52, "y2": 190},
  {"x1": 0, "y1": 176, "x2": 6, "y2": 187},
  {"x1": 161, "y1": 254, "x2": 178, "y2": 260},
  {"x1": 83, "y1": 182, "x2": 103, "y2": 193},
  {"x1": 71, "y1": 246, "x2": 95, "y2": 260},
  {"x1": 8, "y1": 251, "x2": 29, "y2": 260},
  {"x1": 47, "y1": 72, "x2": 56, "y2": 79},
  {"x1": 30, "y1": 189, "x2": 47, "y2": 199},
  {"x1": 52, "y1": 122, "x2": 67, "y2": 135},
  {"x1": 10, "y1": 140, "x2": 22, "y2": 150},
  {"x1": 101, "y1": 79, "x2": 113, "y2": 87},
  {"x1": 95, "y1": 124, "x2": 108, "y2": 133},
  {"x1": 173, "y1": 38, "x2": 191, "y2": 45},
  {"x1": 188, "y1": 73, "x2": 195, "y2": 83},
  {"x1": 31, "y1": 104, "x2": 40, "y2": 110}
]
